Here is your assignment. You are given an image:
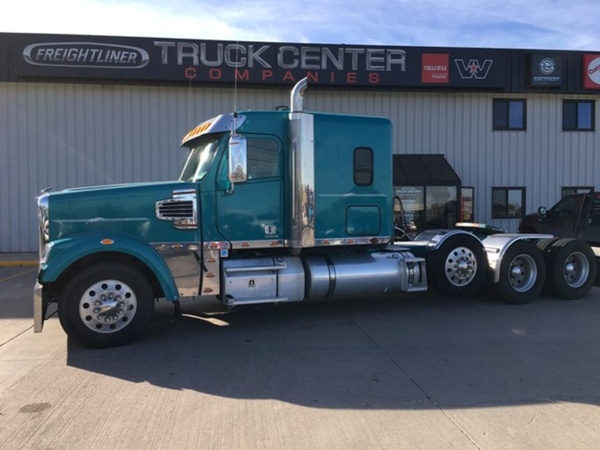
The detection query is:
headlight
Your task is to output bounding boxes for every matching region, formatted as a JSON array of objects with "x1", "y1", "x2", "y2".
[{"x1": 37, "y1": 194, "x2": 50, "y2": 260}]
